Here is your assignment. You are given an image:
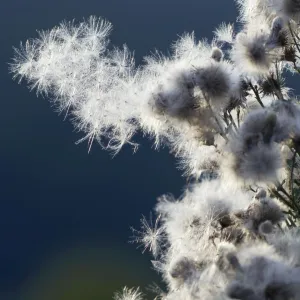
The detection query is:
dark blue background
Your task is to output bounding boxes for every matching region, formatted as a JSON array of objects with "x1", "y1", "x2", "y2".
[{"x1": 2, "y1": 1, "x2": 236, "y2": 299}]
